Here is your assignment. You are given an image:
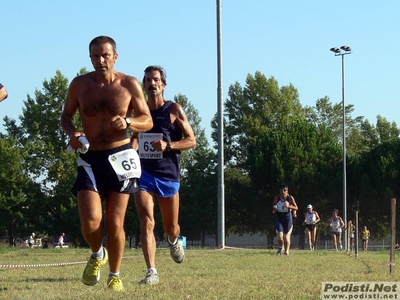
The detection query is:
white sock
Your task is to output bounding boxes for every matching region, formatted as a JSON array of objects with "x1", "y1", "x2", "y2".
[
  {"x1": 149, "y1": 267, "x2": 158, "y2": 274},
  {"x1": 168, "y1": 236, "x2": 177, "y2": 246},
  {"x1": 92, "y1": 247, "x2": 104, "y2": 259},
  {"x1": 109, "y1": 271, "x2": 120, "y2": 278}
]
